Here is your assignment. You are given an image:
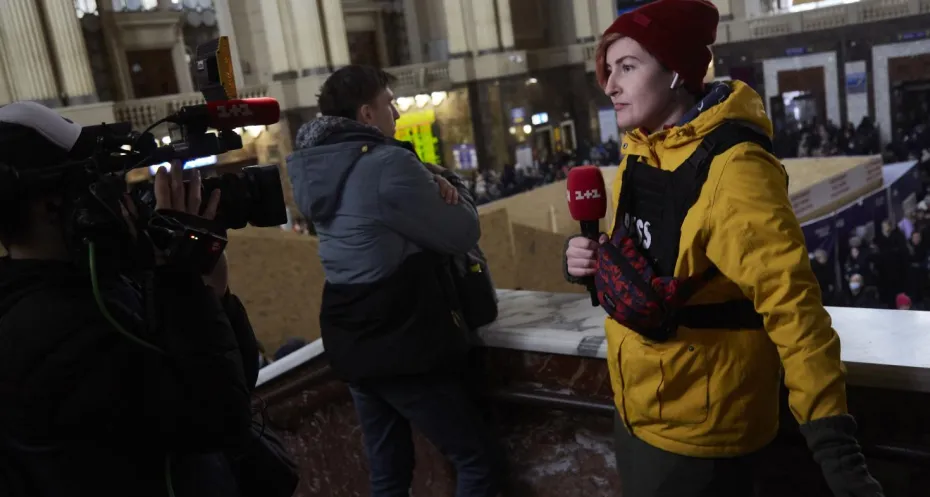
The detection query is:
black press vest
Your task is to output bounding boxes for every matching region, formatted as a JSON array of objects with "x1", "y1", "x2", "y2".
[{"x1": 614, "y1": 121, "x2": 784, "y2": 330}]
